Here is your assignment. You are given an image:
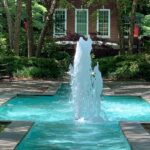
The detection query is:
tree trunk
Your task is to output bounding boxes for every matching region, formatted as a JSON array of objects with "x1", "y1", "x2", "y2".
[
  {"x1": 26, "y1": 0, "x2": 34, "y2": 57},
  {"x1": 116, "y1": 0, "x2": 125, "y2": 54},
  {"x1": 2, "y1": 0, "x2": 14, "y2": 49},
  {"x1": 36, "y1": 0, "x2": 57, "y2": 57},
  {"x1": 13, "y1": 0, "x2": 22, "y2": 55},
  {"x1": 128, "y1": 0, "x2": 138, "y2": 54}
]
